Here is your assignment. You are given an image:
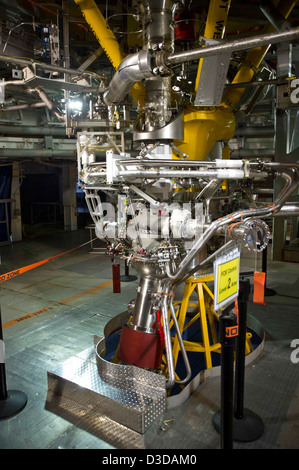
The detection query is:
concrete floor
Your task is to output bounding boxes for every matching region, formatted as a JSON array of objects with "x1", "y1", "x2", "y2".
[{"x1": 0, "y1": 226, "x2": 298, "y2": 450}]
